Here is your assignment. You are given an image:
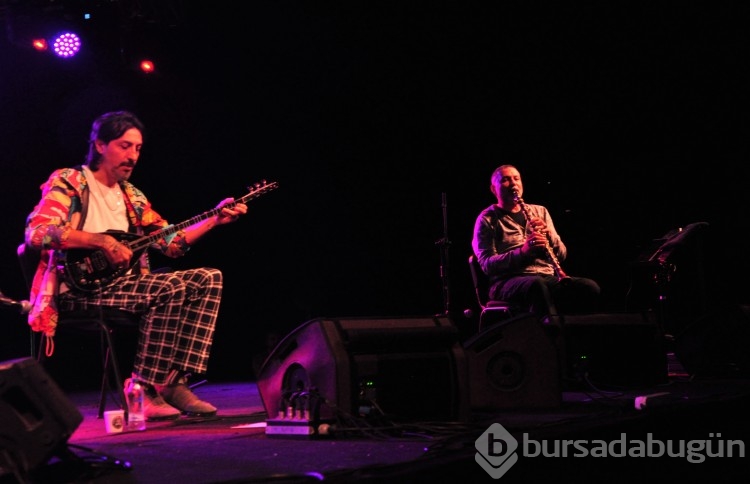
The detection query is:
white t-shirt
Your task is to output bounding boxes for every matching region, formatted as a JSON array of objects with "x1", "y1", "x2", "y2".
[{"x1": 82, "y1": 165, "x2": 128, "y2": 233}]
